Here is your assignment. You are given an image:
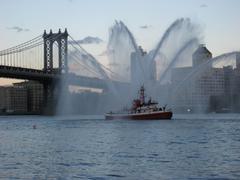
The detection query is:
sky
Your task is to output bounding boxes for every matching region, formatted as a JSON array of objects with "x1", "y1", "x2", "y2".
[{"x1": 0, "y1": 0, "x2": 240, "y2": 84}]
